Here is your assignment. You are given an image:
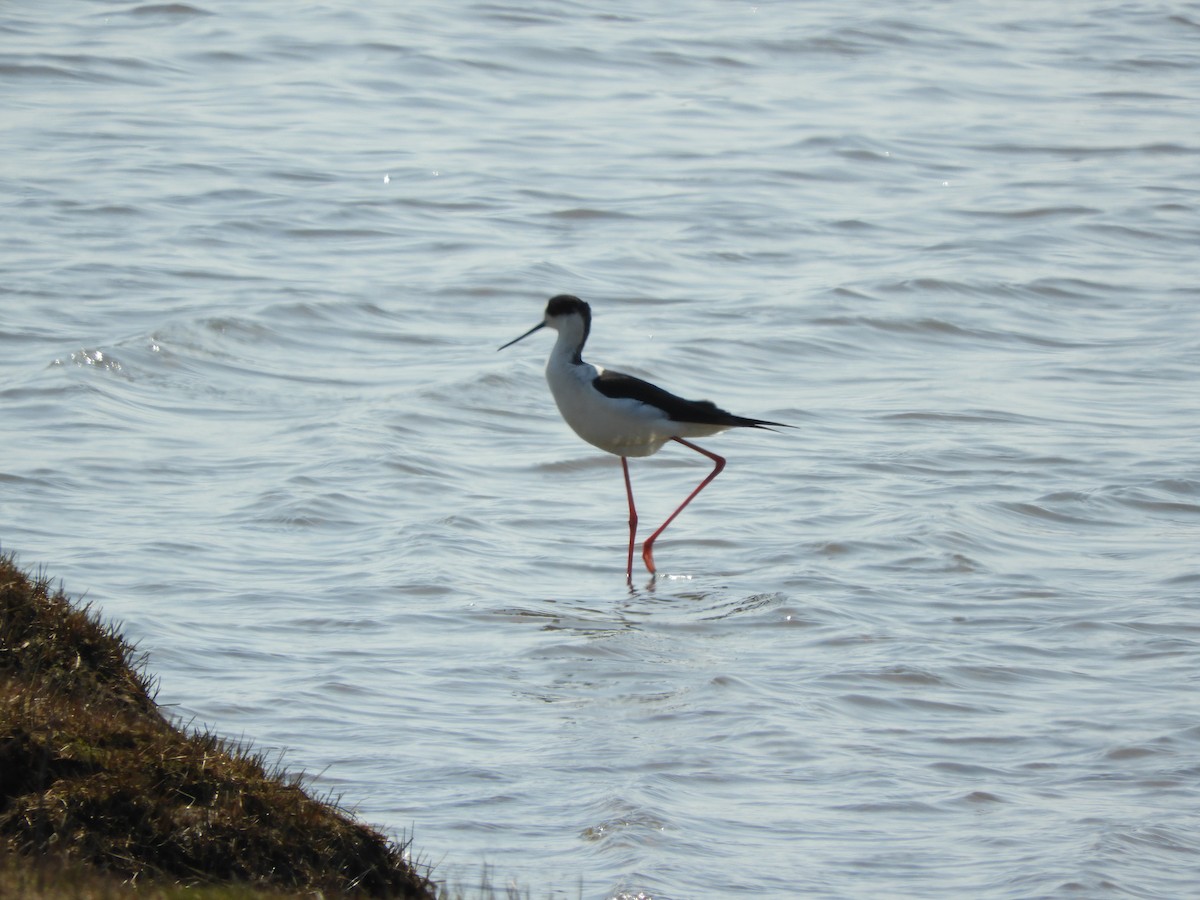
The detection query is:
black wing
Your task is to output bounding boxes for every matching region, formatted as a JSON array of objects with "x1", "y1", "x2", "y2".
[{"x1": 593, "y1": 369, "x2": 787, "y2": 429}]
